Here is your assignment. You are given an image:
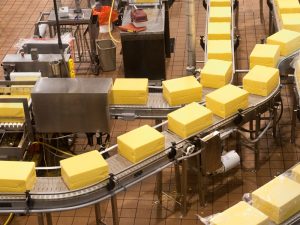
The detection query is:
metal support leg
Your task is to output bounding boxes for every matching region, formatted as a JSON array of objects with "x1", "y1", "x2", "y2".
[
  {"x1": 273, "y1": 105, "x2": 278, "y2": 139},
  {"x1": 268, "y1": 10, "x2": 273, "y2": 35},
  {"x1": 37, "y1": 213, "x2": 44, "y2": 225},
  {"x1": 259, "y1": 0, "x2": 264, "y2": 24},
  {"x1": 181, "y1": 159, "x2": 188, "y2": 216},
  {"x1": 156, "y1": 171, "x2": 163, "y2": 203},
  {"x1": 291, "y1": 89, "x2": 298, "y2": 143},
  {"x1": 111, "y1": 195, "x2": 119, "y2": 225},
  {"x1": 250, "y1": 120, "x2": 254, "y2": 139},
  {"x1": 45, "y1": 213, "x2": 52, "y2": 225},
  {"x1": 94, "y1": 203, "x2": 103, "y2": 225},
  {"x1": 174, "y1": 163, "x2": 181, "y2": 195},
  {"x1": 255, "y1": 113, "x2": 261, "y2": 171},
  {"x1": 196, "y1": 154, "x2": 205, "y2": 206}
]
